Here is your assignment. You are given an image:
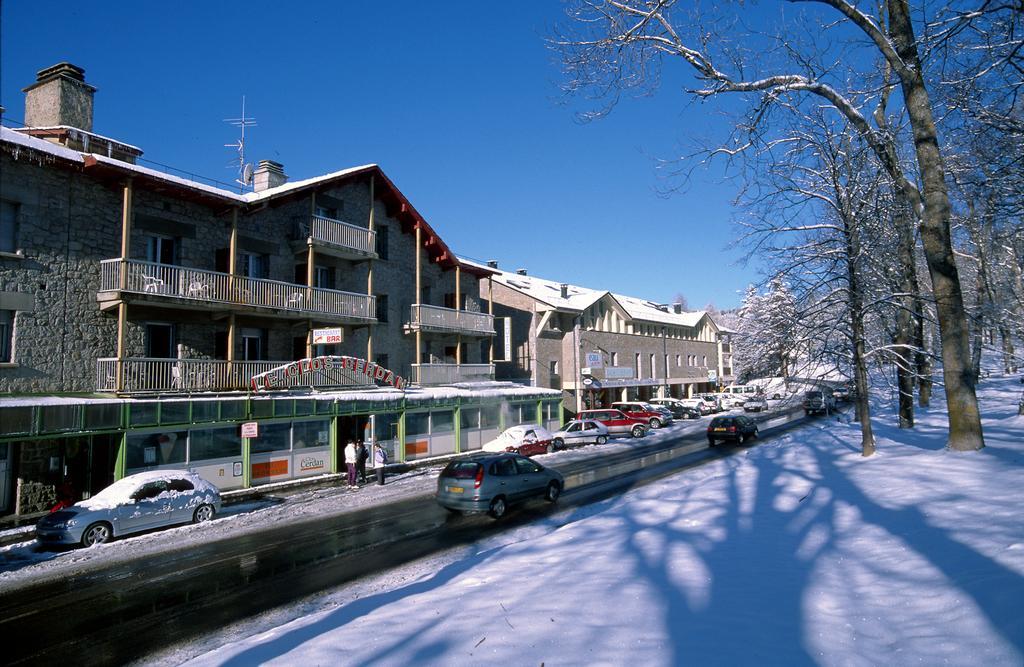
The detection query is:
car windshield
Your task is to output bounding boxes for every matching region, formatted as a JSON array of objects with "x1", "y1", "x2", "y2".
[
  {"x1": 442, "y1": 461, "x2": 481, "y2": 479},
  {"x1": 710, "y1": 417, "x2": 734, "y2": 427},
  {"x1": 807, "y1": 391, "x2": 823, "y2": 399}
]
